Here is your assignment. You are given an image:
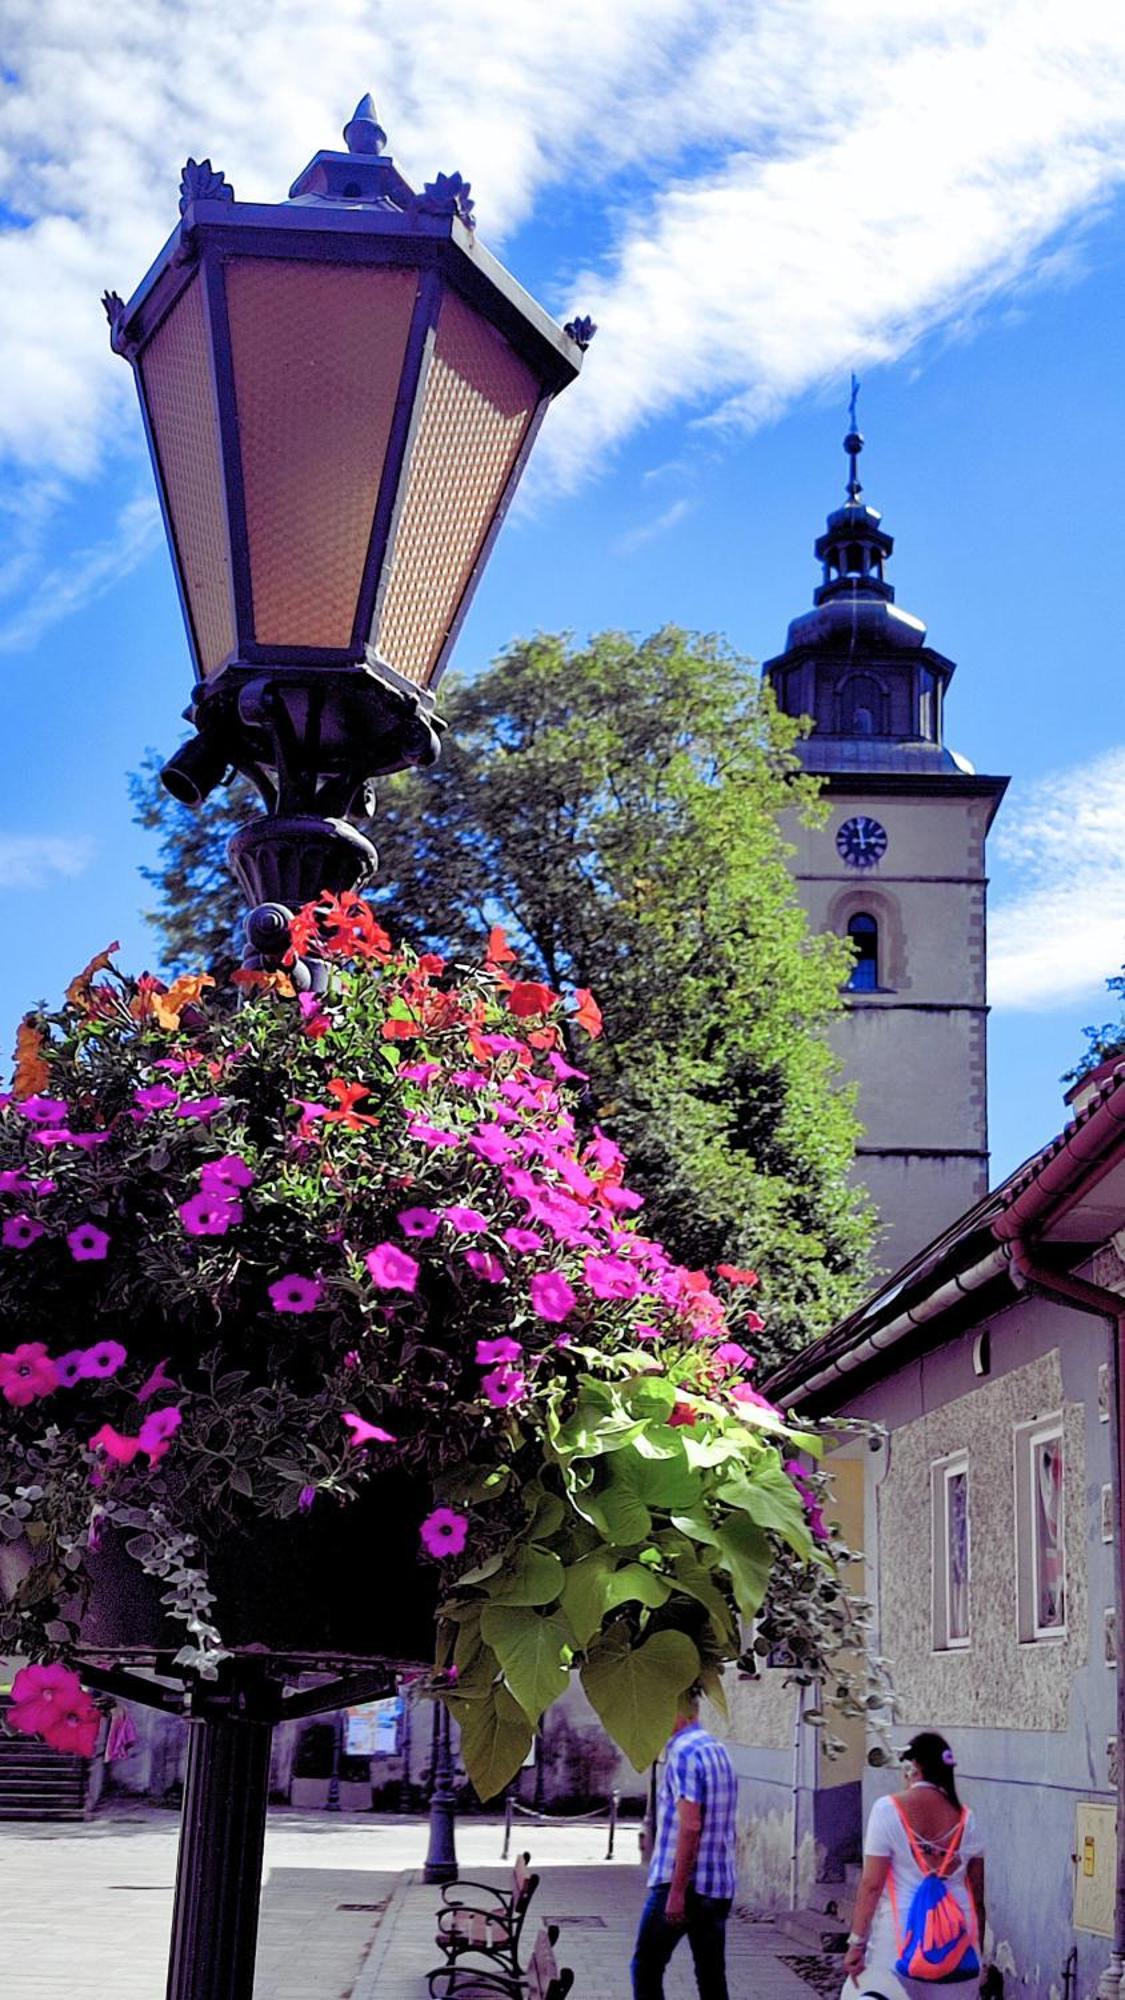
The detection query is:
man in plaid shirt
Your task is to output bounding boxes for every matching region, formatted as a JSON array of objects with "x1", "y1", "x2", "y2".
[{"x1": 631, "y1": 1694, "x2": 738, "y2": 1999}]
